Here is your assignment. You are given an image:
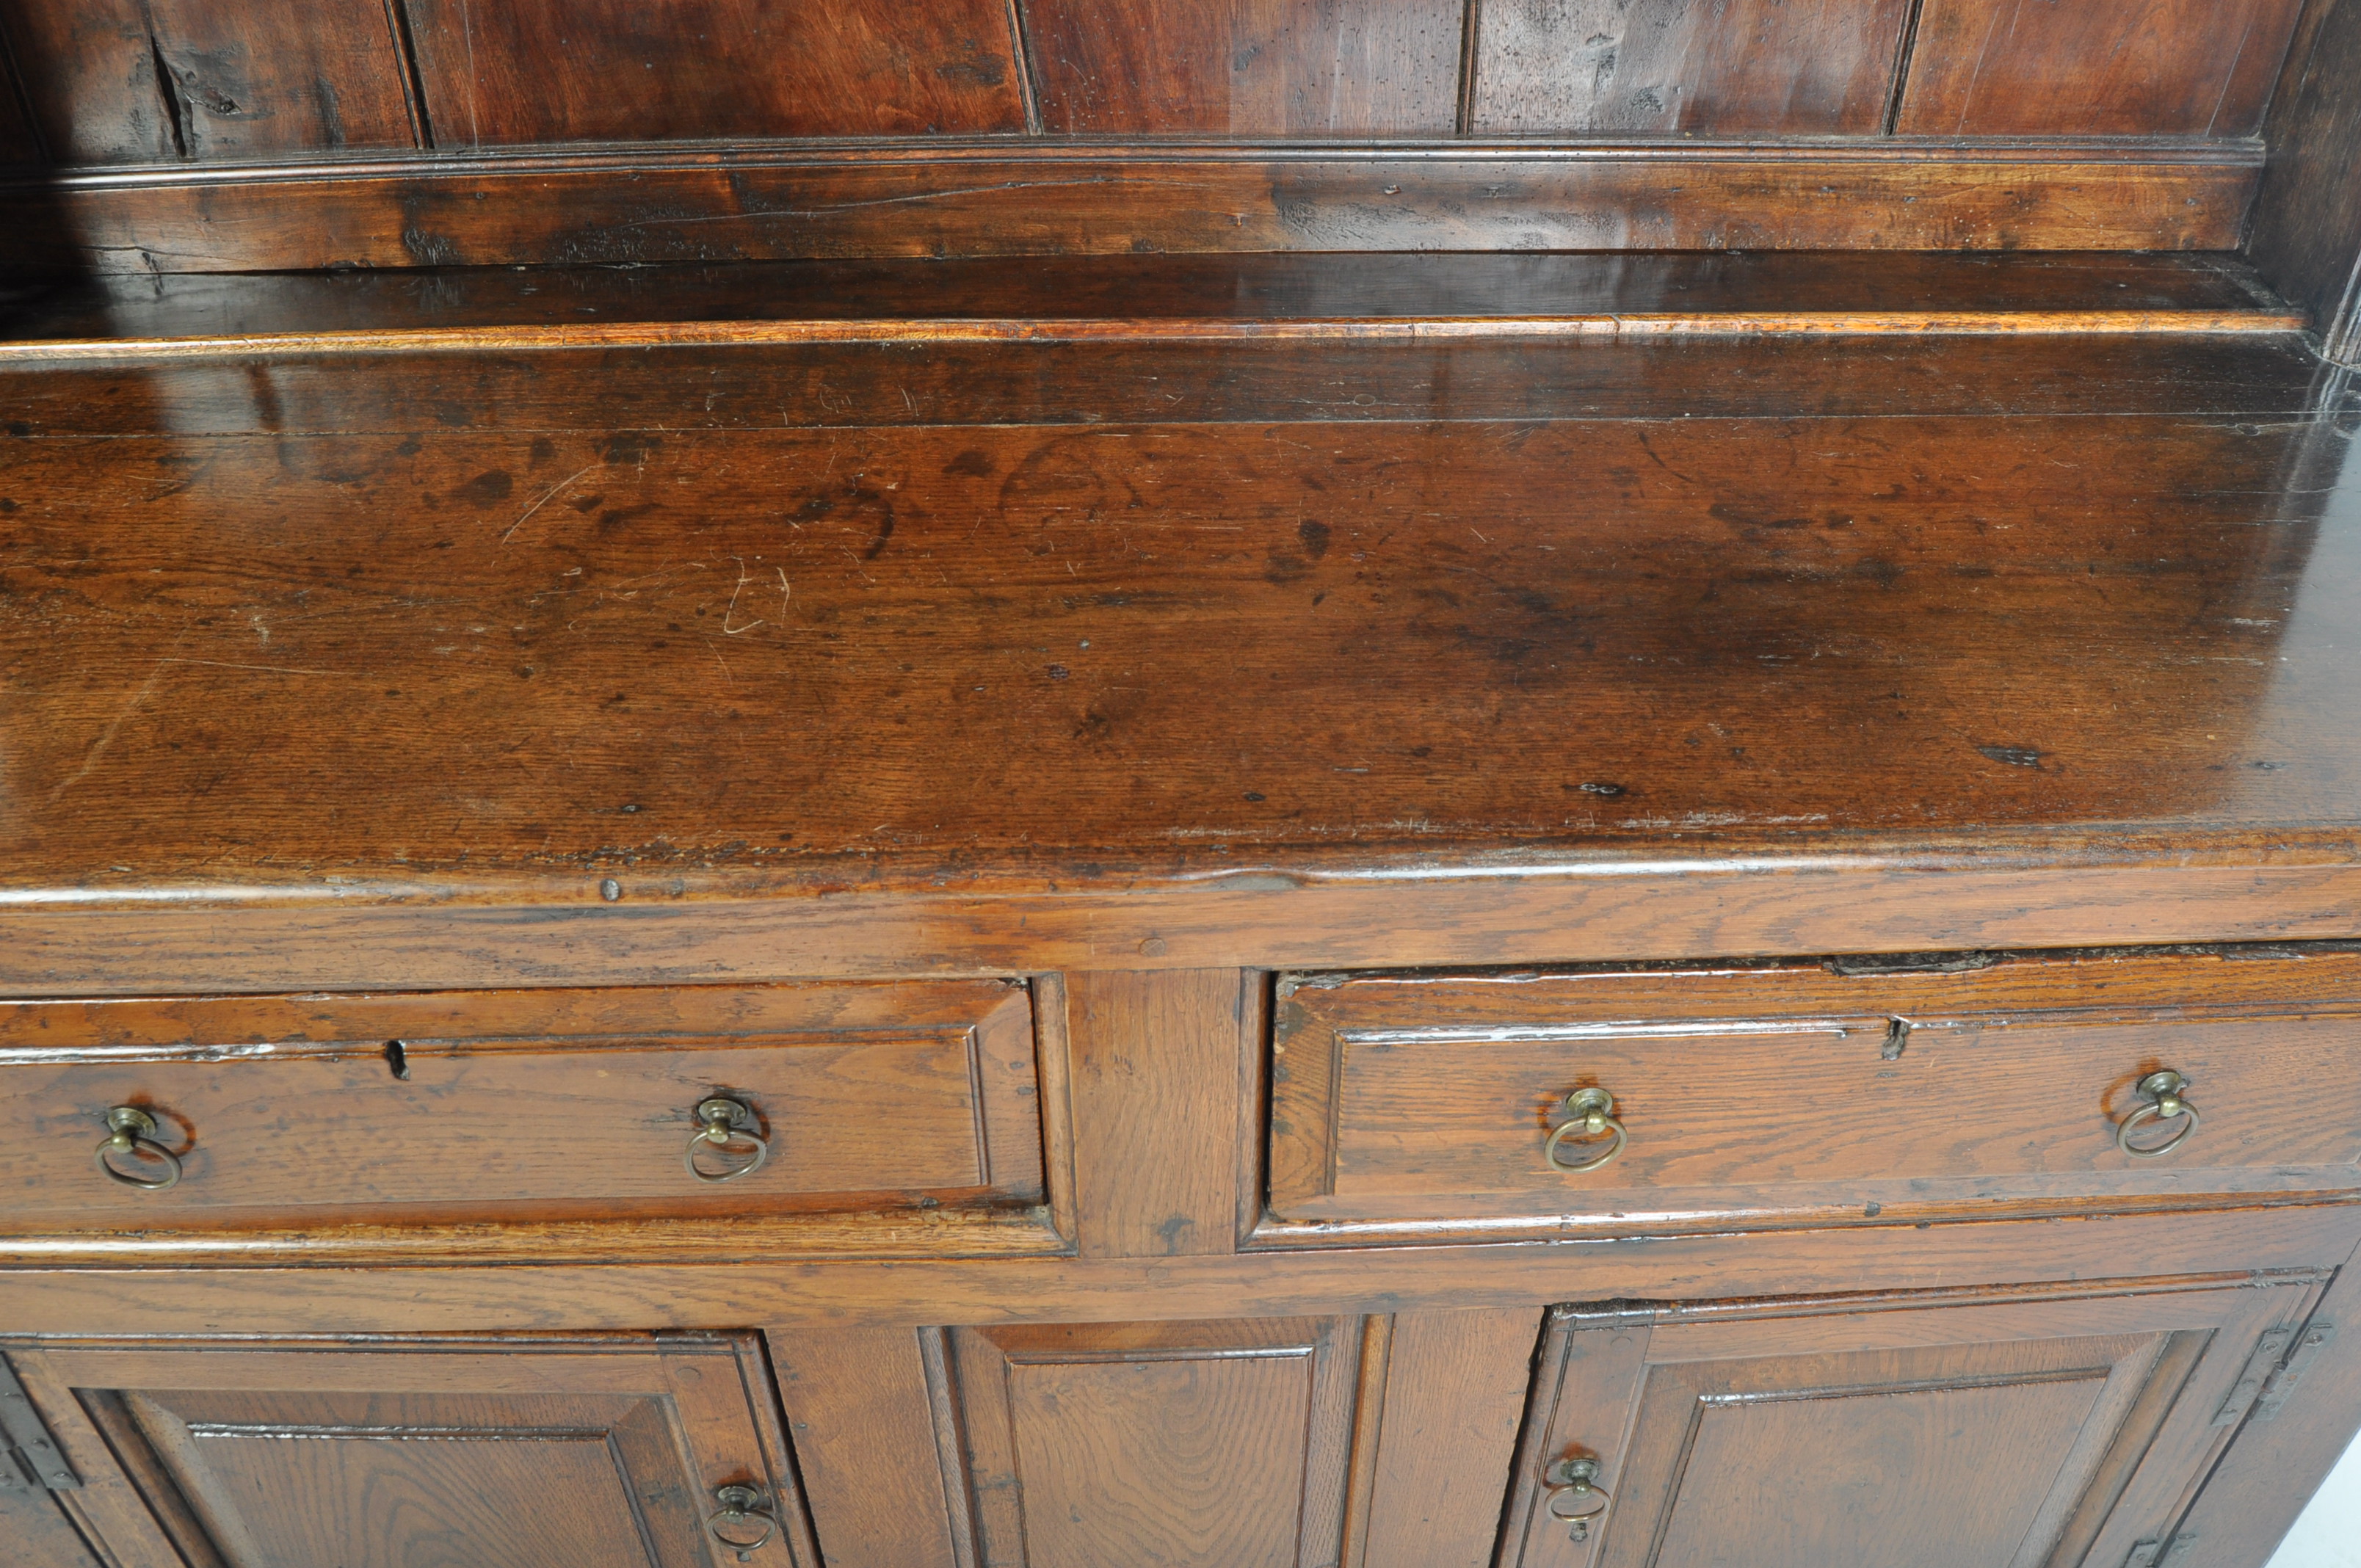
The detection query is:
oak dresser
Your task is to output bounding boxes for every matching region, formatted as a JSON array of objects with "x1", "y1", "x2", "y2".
[{"x1": 4, "y1": 3, "x2": 2361, "y2": 1567}]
